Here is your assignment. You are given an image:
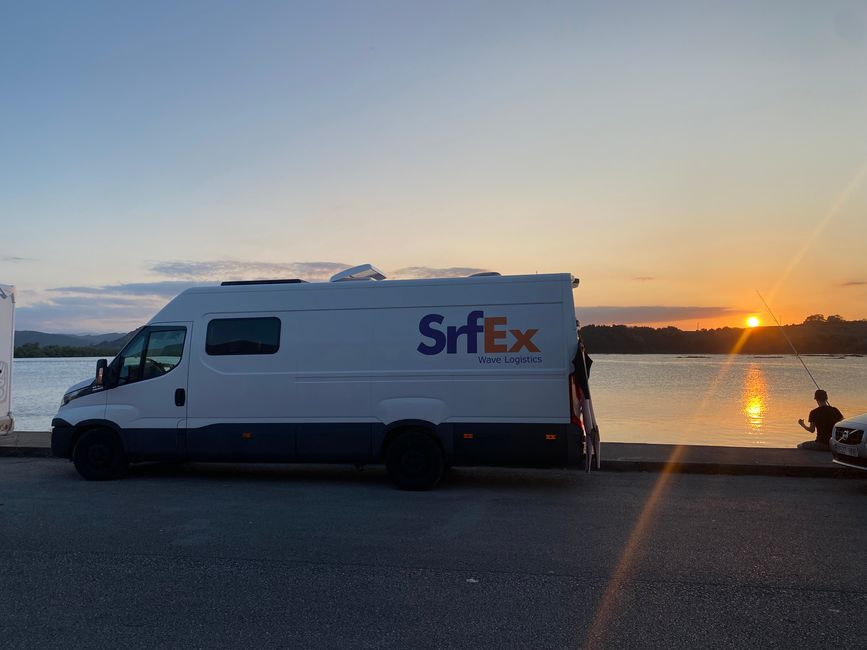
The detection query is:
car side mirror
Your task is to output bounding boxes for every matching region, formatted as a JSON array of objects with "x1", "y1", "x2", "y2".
[{"x1": 95, "y1": 358, "x2": 107, "y2": 387}]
